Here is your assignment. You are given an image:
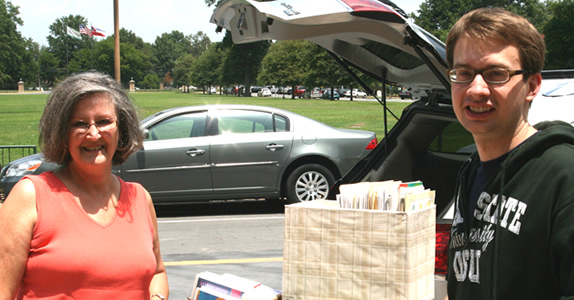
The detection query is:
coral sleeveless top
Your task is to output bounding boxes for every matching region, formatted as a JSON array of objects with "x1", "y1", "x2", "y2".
[{"x1": 18, "y1": 172, "x2": 157, "y2": 299}]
